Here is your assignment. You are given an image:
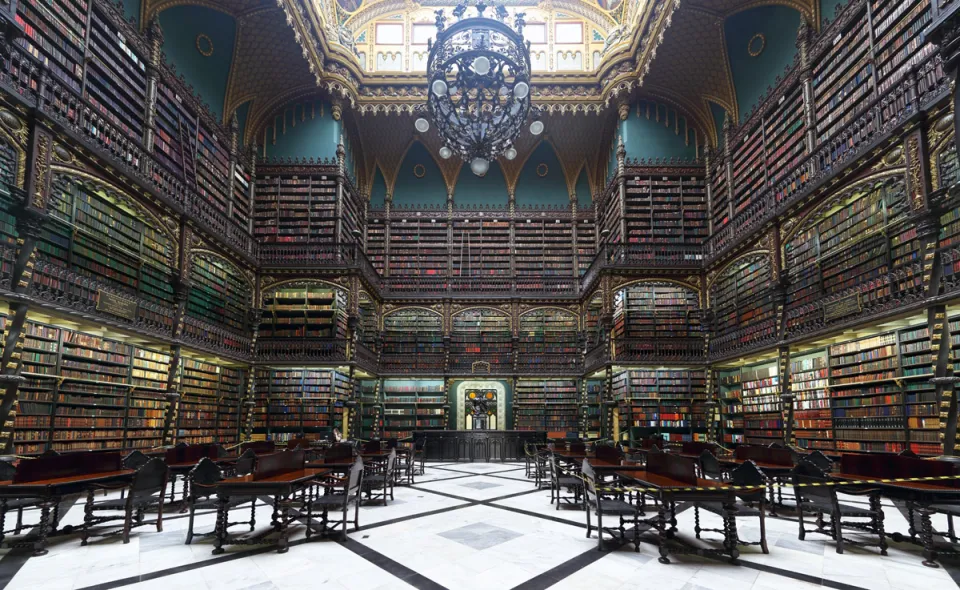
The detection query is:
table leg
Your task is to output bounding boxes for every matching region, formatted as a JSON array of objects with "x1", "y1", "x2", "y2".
[
  {"x1": 276, "y1": 493, "x2": 291, "y2": 554},
  {"x1": 657, "y1": 501, "x2": 670, "y2": 564},
  {"x1": 723, "y1": 501, "x2": 740, "y2": 564},
  {"x1": 32, "y1": 499, "x2": 56, "y2": 556},
  {"x1": 919, "y1": 505, "x2": 939, "y2": 568},
  {"x1": 180, "y1": 475, "x2": 189, "y2": 513},
  {"x1": 767, "y1": 480, "x2": 778, "y2": 517},
  {"x1": 908, "y1": 502, "x2": 917, "y2": 540},
  {"x1": 212, "y1": 495, "x2": 228, "y2": 555},
  {"x1": 271, "y1": 496, "x2": 280, "y2": 531}
]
